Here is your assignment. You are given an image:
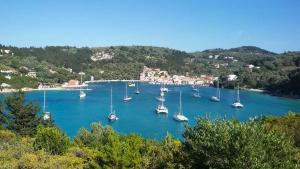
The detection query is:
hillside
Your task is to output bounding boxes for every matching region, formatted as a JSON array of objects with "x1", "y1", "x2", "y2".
[{"x1": 0, "y1": 44, "x2": 300, "y2": 97}]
